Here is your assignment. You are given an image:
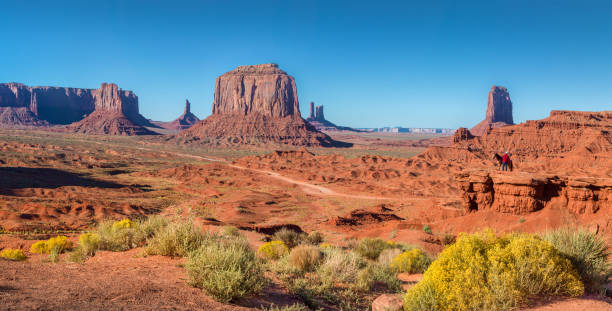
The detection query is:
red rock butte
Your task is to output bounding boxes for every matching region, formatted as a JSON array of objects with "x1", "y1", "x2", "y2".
[
  {"x1": 471, "y1": 85, "x2": 514, "y2": 135},
  {"x1": 174, "y1": 64, "x2": 347, "y2": 146}
]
